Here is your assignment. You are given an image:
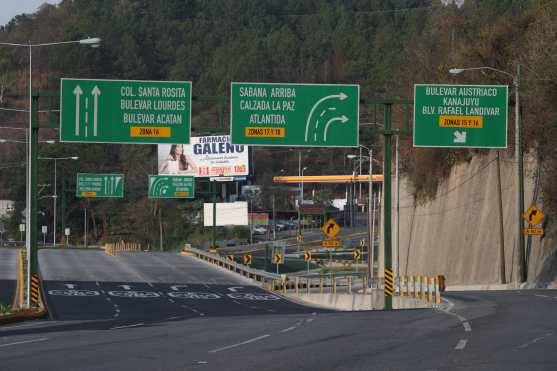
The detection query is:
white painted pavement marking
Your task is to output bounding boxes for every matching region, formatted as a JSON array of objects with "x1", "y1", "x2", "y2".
[
  {"x1": 0, "y1": 338, "x2": 49, "y2": 348},
  {"x1": 0, "y1": 321, "x2": 57, "y2": 330},
  {"x1": 455, "y1": 339, "x2": 468, "y2": 350},
  {"x1": 306, "y1": 318, "x2": 315, "y2": 323},
  {"x1": 463, "y1": 322, "x2": 472, "y2": 332},
  {"x1": 534, "y1": 294, "x2": 551, "y2": 299},
  {"x1": 279, "y1": 326, "x2": 296, "y2": 333},
  {"x1": 110, "y1": 323, "x2": 144, "y2": 330},
  {"x1": 209, "y1": 334, "x2": 271, "y2": 353},
  {"x1": 517, "y1": 332, "x2": 554, "y2": 349}
]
